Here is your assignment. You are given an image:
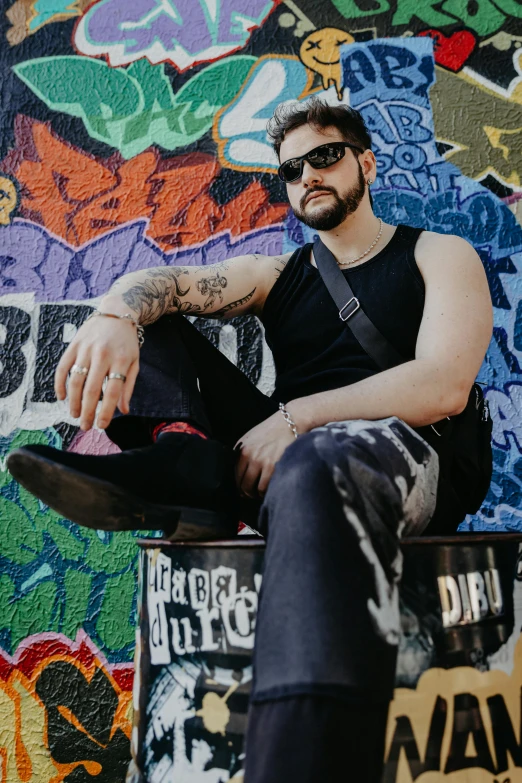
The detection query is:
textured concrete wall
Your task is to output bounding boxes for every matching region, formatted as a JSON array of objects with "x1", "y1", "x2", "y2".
[{"x1": 0, "y1": 1, "x2": 521, "y2": 779}]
